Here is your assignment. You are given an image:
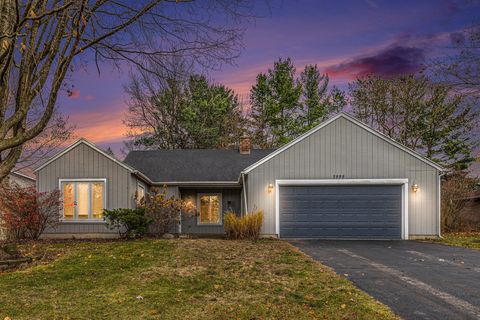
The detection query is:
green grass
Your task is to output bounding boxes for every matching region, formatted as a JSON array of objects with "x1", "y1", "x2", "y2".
[
  {"x1": 0, "y1": 239, "x2": 398, "y2": 319},
  {"x1": 433, "y1": 232, "x2": 480, "y2": 250}
]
